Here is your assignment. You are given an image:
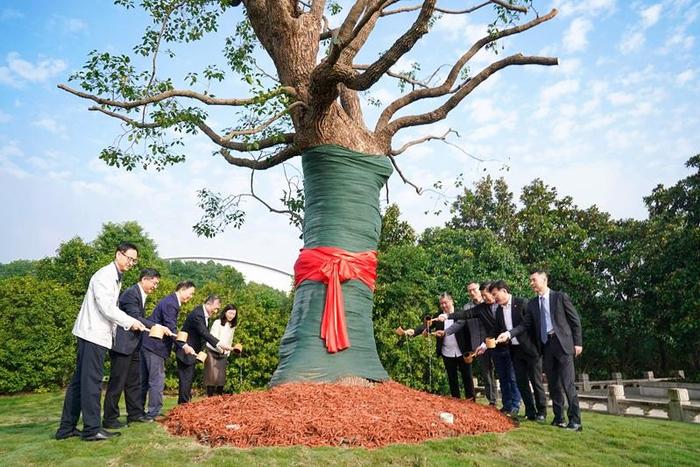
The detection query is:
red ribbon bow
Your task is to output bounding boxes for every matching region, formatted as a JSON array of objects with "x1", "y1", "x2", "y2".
[{"x1": 294, "y1": 246, "x2": 378, "y2": 353}]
